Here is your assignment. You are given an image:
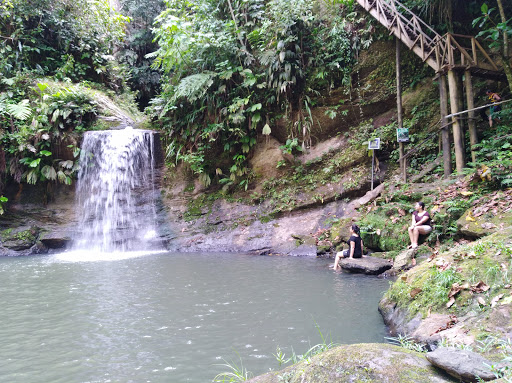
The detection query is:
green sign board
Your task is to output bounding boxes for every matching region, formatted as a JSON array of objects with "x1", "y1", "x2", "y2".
[{"x1": 397, "y1": 128, "x2": 409, "y2": 143}]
